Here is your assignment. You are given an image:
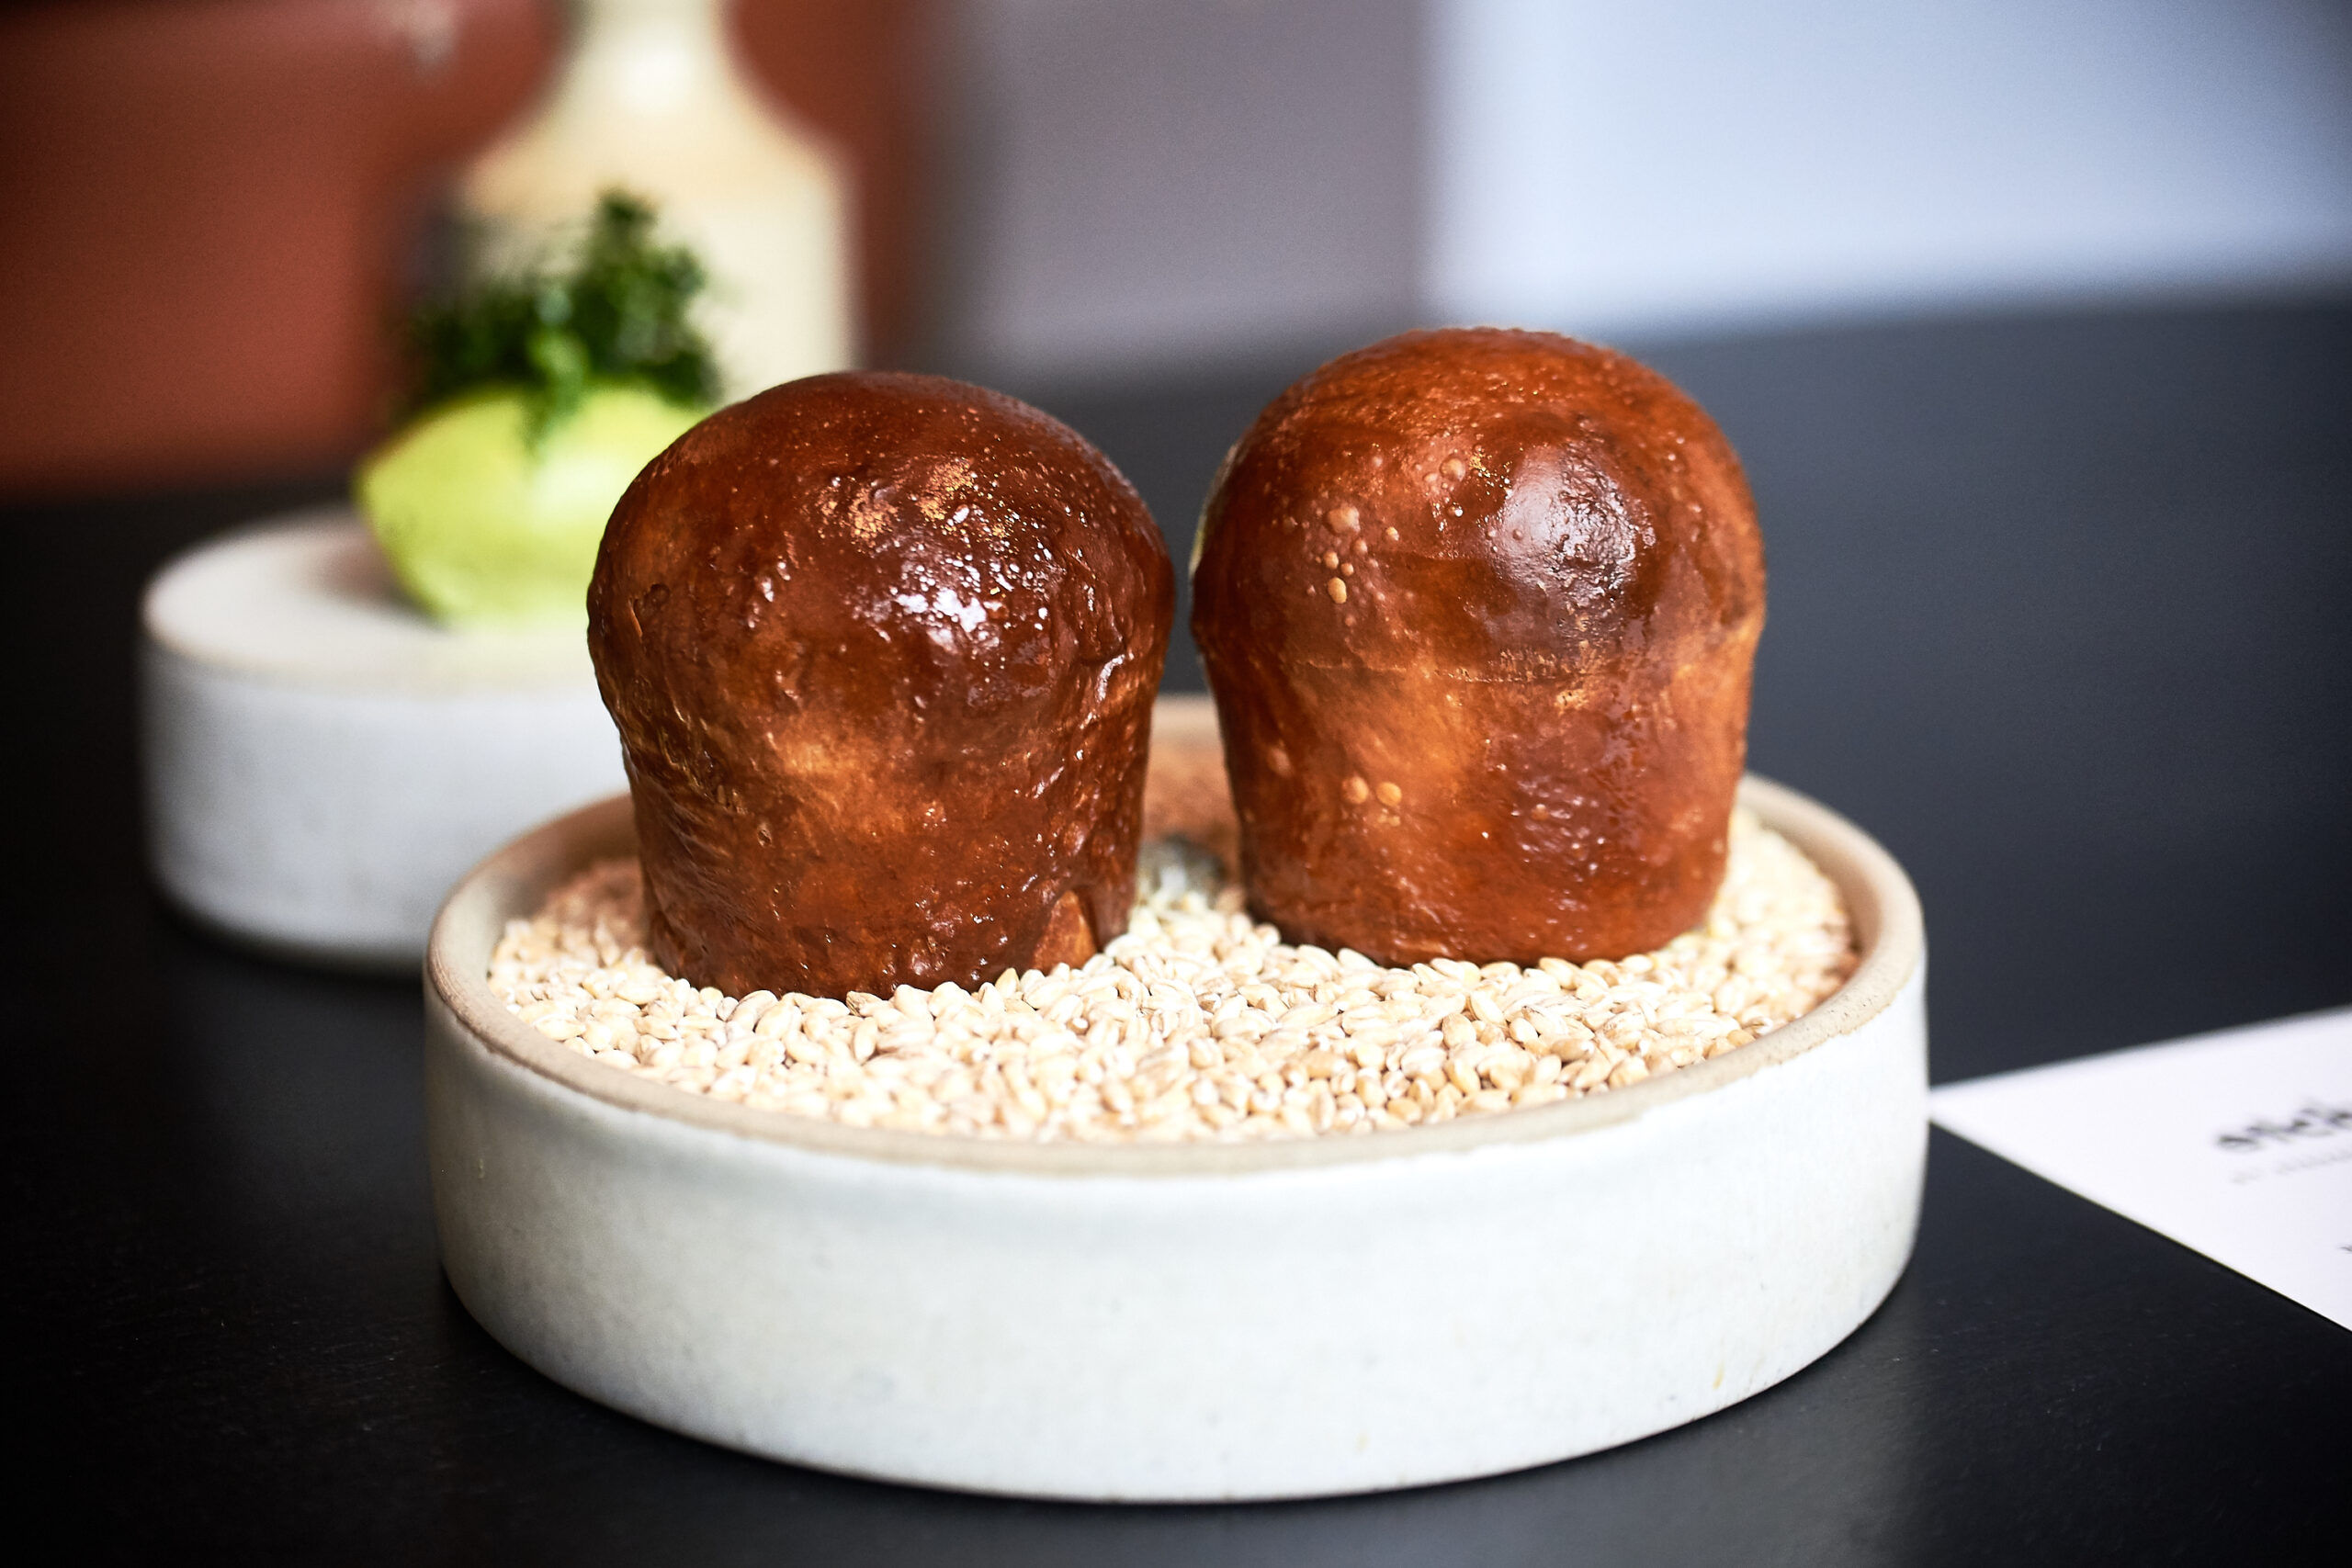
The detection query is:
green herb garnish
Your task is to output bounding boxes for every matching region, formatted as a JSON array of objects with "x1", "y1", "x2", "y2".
[{"x1": 407, "y1": 190, "x2": 721, "y2": 434}]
